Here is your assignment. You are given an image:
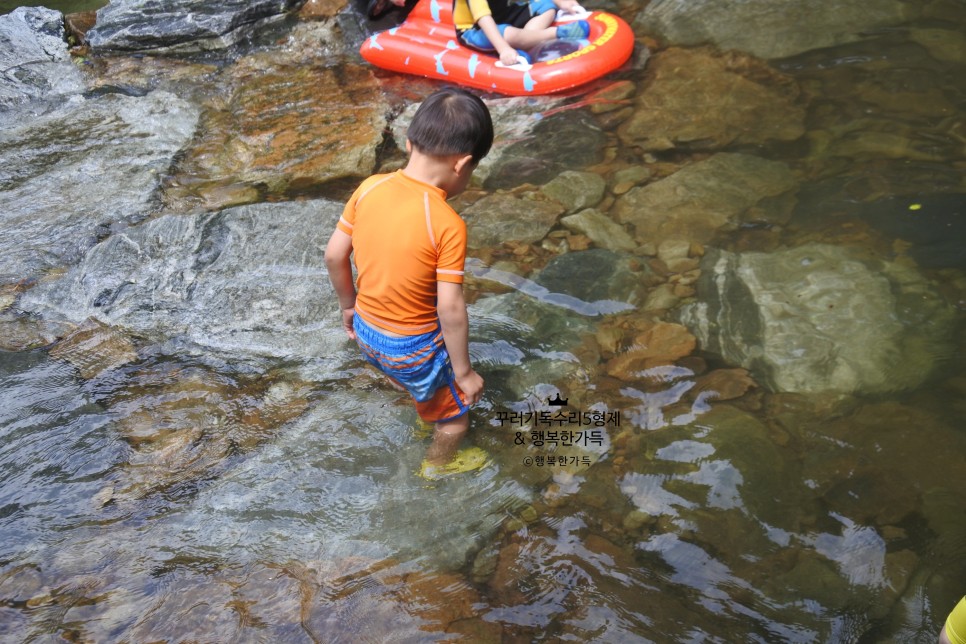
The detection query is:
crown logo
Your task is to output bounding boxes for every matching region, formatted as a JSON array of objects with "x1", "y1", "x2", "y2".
[{"x1": 547, "y1": 393, "x2": 569, "y2": 407}]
